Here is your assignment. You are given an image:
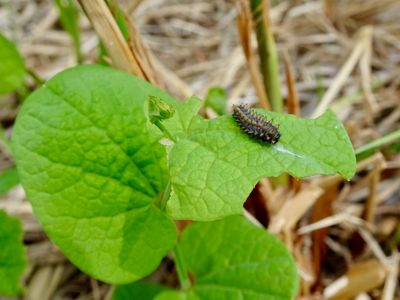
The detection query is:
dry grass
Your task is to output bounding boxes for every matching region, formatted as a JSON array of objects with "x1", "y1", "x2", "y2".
[{"x1": 0, "y1": 0, "x2": 399, "y2": 299}]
